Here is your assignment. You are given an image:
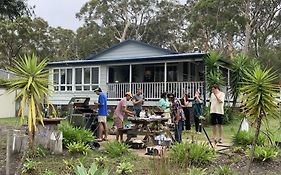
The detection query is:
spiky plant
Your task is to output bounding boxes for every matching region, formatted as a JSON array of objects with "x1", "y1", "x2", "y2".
[
  {"x1": 5, "y1": 54, "x2": 51, "y2": 149},
  {"x1": 240, "y1": 66, "x2": 279, "y2": 174}
]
